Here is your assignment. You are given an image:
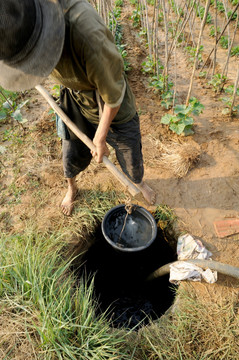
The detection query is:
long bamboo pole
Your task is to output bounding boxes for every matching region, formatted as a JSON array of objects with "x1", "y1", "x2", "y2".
[
  {"x1": 186, "y1": 0, "x2": 211, "y2": 105},
  {"x1": 143, "y1": 0, "x2": 152, "y2": 58},
  {"x1": 221, "y1": 10, "x2": 239, "y2": 80},
  {"x1": 162, "y1": 0, "x2": 169, "y2": 89},
  {"x1": 35, "y1": 85, "x2": 140, "y2": 197},
  {"x1": 212, "y1": 0, "x2": 218, "y2": 77},
  {"x1": 231, "y1": 66, "x2": 239, "y2": 115}
]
